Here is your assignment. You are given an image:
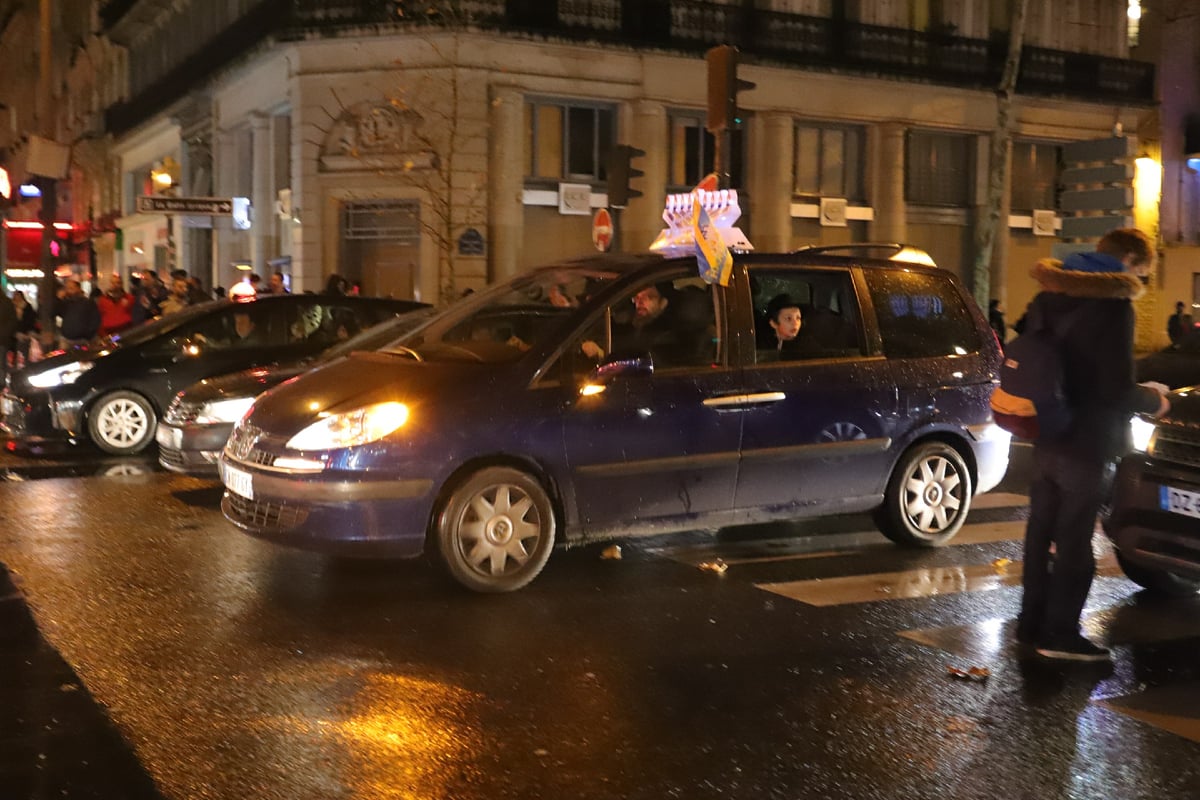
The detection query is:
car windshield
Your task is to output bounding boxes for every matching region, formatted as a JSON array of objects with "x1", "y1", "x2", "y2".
[
  {"x1": 99, "y1": 301, "x2": 225, "y2": 349},
  {"x1": 316, "y1": 308, "x2": 438, "y2": 363},
  {"x1": 390, "y1": 267, "x2": 618, "y2": 363}
]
